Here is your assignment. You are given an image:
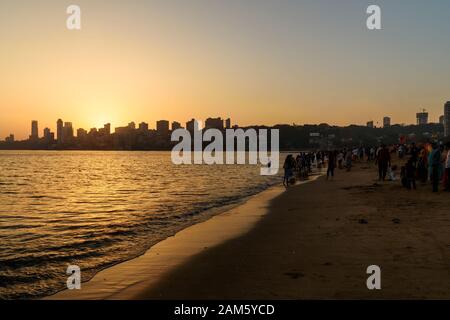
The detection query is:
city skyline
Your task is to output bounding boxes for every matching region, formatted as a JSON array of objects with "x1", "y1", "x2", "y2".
[
  {"x1": 3, "y1": 101, "x2": 449, "y2": 140},
  {"x1": 1, "y1": 114, "x2": 445, "y2": 152},
  {"x1": 2, "y1": 0, "x2": 450, "y2": 139},
  {"x1": 4, "y1": 110, "x2": 448, "y2": 142},
  {"x1": 5, "y1": 116, "x2": 236, "y2": 142},
  {"x1": 6, "y1": 101, "x2": 450, "y2": 142}
]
